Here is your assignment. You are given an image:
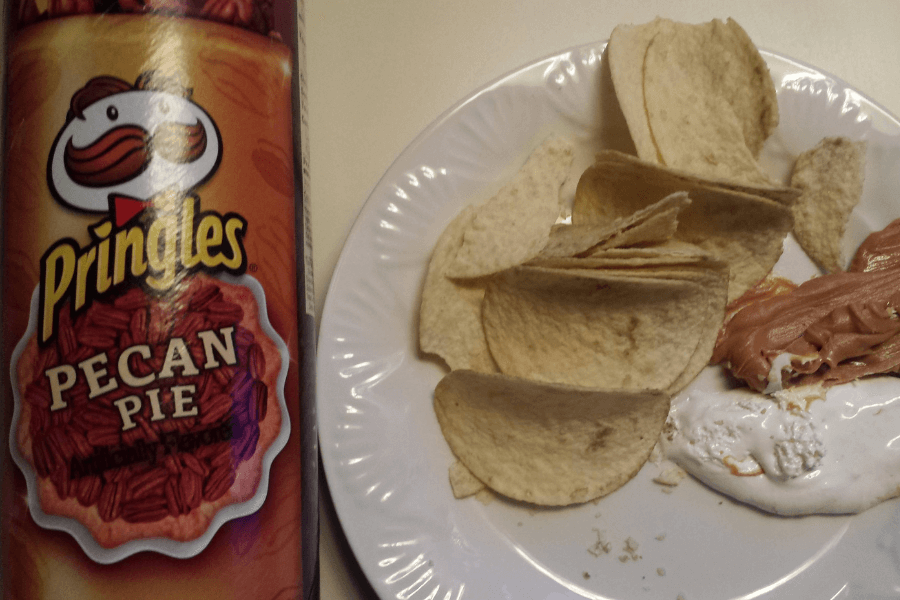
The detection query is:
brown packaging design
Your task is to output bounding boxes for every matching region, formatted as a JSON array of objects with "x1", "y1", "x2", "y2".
[{"x1": 1, "y1": 2, "x2": 317, "y2": 599}]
